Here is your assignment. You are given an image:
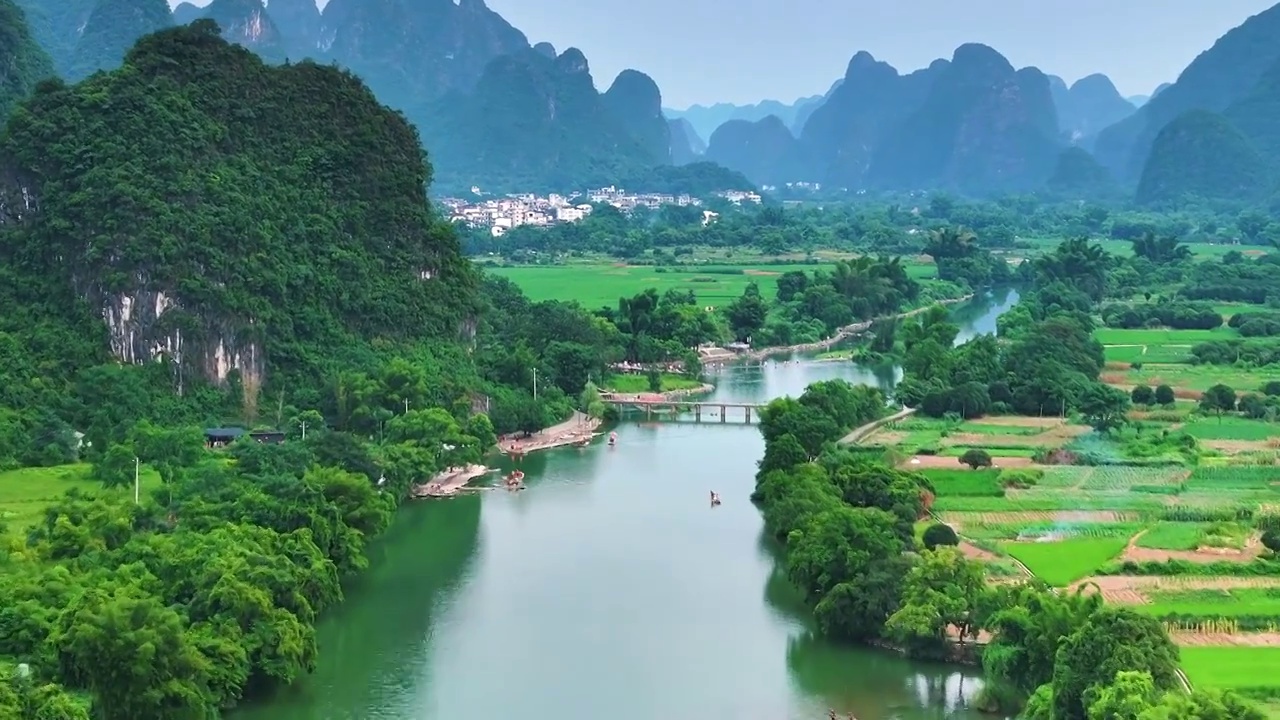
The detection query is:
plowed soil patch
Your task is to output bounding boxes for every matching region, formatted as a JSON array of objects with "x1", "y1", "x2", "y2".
[
  {"x1": 942, "y1": 511, "x2": 1133, "y2": 525},
  {"x1": 965, "y1": 416, "x2": 1066, "y2": 428},
  {"x1": 1121, "y1": 531, "x2": 1266, "y2": 565},
  {"x1": 902, "y1": 455, "x2": 1033, "y2": 469},
  {"x1": 958, "y1": 542, "x2": 999, "y2": 561},
  {"x1": 1172, "y1": 632, "x2": 1280, "y2": 647}
]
